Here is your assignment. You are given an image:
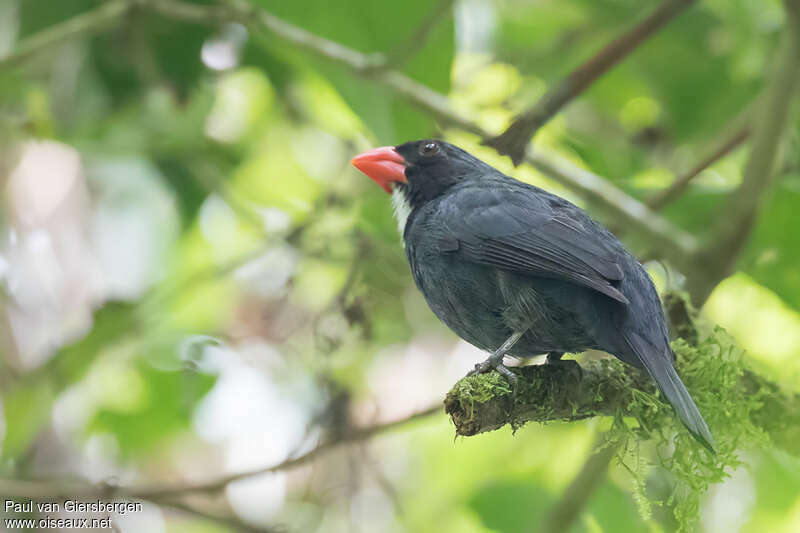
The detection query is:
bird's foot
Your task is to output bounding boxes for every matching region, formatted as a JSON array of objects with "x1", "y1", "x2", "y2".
[{"x1": 467, "y1": 351, "x2": 518, "y2": 385}]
